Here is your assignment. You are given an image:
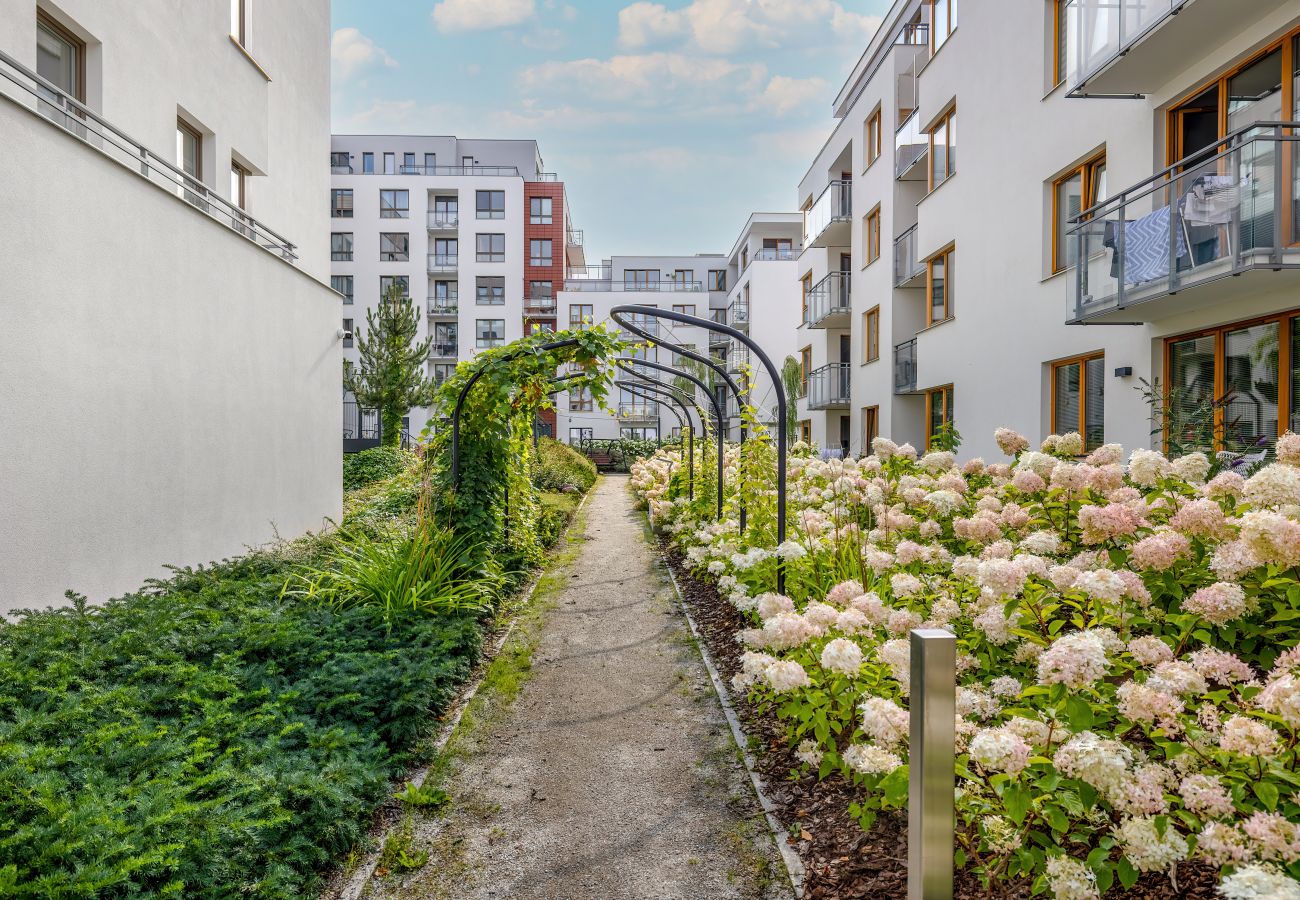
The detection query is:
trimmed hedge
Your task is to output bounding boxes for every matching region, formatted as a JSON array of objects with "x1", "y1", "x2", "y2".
[{"x1": 343, "y1": 446, "x2": 412, "y2": 491}]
